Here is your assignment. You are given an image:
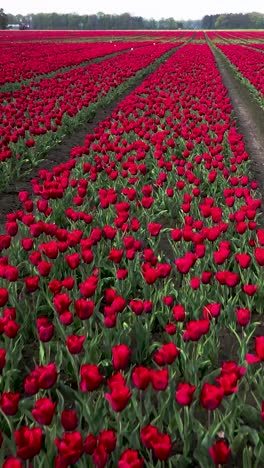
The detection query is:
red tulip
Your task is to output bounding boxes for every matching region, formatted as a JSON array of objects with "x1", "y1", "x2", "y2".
[
  {"x1": 15, "y1": 426, "x2": 42, "y2": 460},
  {"x1": 32, "y1": 398, "x2": 56, "y2": 425}
]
